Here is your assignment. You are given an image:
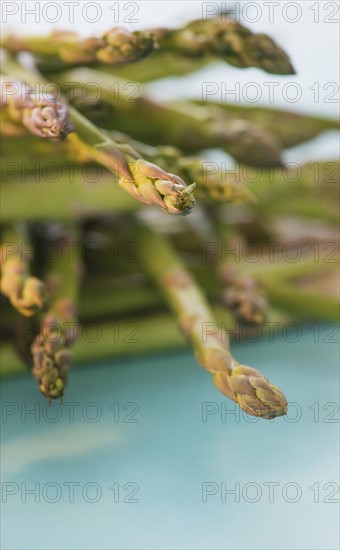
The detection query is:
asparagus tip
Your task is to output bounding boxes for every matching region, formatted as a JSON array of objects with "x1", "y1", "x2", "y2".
[{"x1": 214, "y1": 365, "x2": 287, "y2": 419}]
